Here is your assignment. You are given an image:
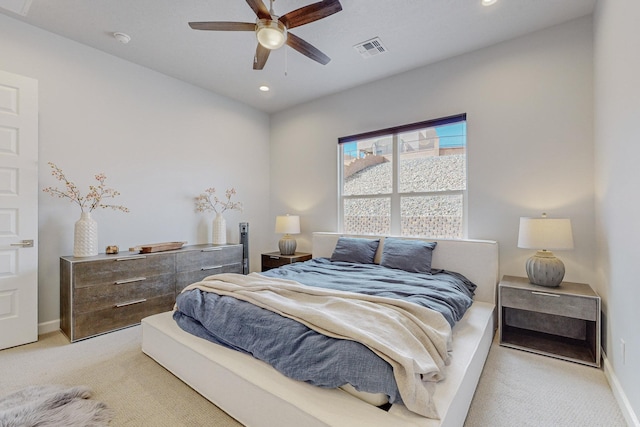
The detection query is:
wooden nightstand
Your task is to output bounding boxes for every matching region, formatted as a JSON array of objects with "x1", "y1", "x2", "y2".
[
  {"x1": 261, "y1": 252, "x2": 312, "y2": 272},
  {"x1": 498, "y1": 275, "x2": 601, "y2": 367}
]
